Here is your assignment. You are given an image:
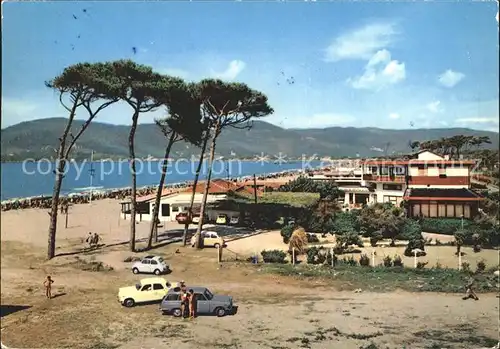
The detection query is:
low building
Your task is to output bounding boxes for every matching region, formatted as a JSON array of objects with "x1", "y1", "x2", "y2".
[{"x1": 120, "y1": 179, "x2": 251, "y2": 223}]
